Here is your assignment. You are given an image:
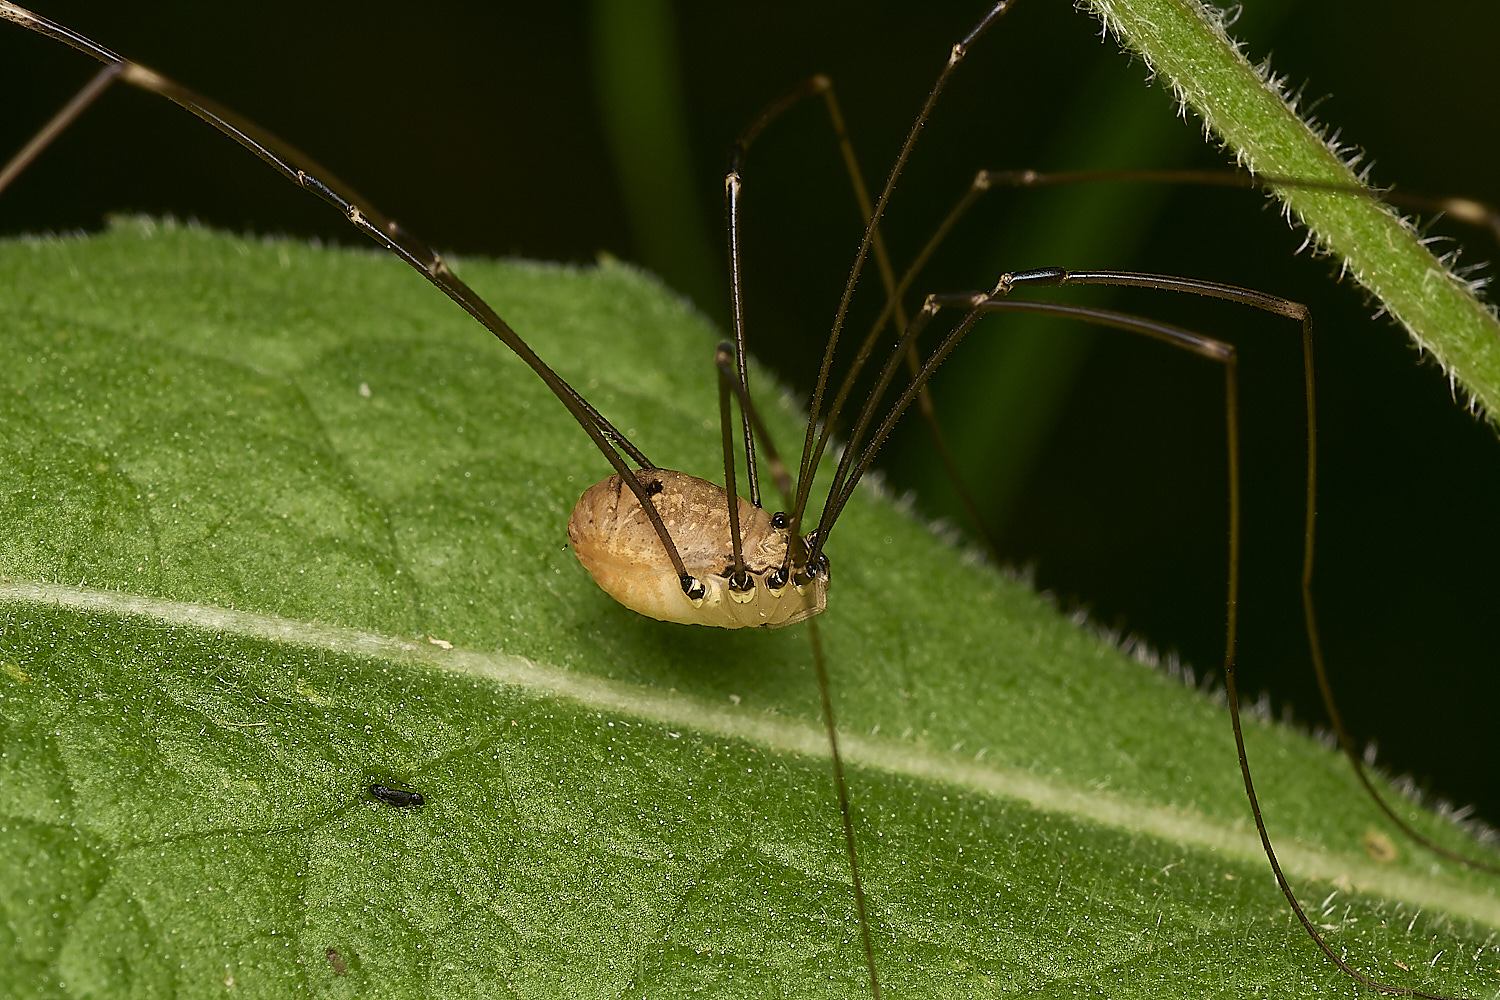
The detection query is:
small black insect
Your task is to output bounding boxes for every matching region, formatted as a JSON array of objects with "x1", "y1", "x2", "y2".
[{"x1": 367, "y1": 783, "x2": 425, "y2": 808}]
